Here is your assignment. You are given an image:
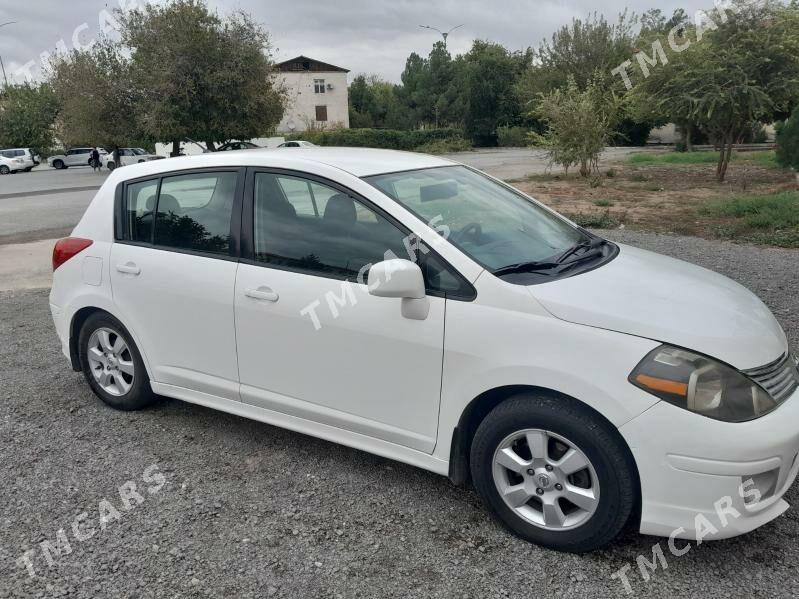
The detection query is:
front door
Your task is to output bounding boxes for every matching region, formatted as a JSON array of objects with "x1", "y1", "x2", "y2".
[
  {"x1": 234, "y1": 170, "x2": 451, "y2": 452},
  {"x1": 110, "y1": 168, "x2": 243, "y2": 400}
]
